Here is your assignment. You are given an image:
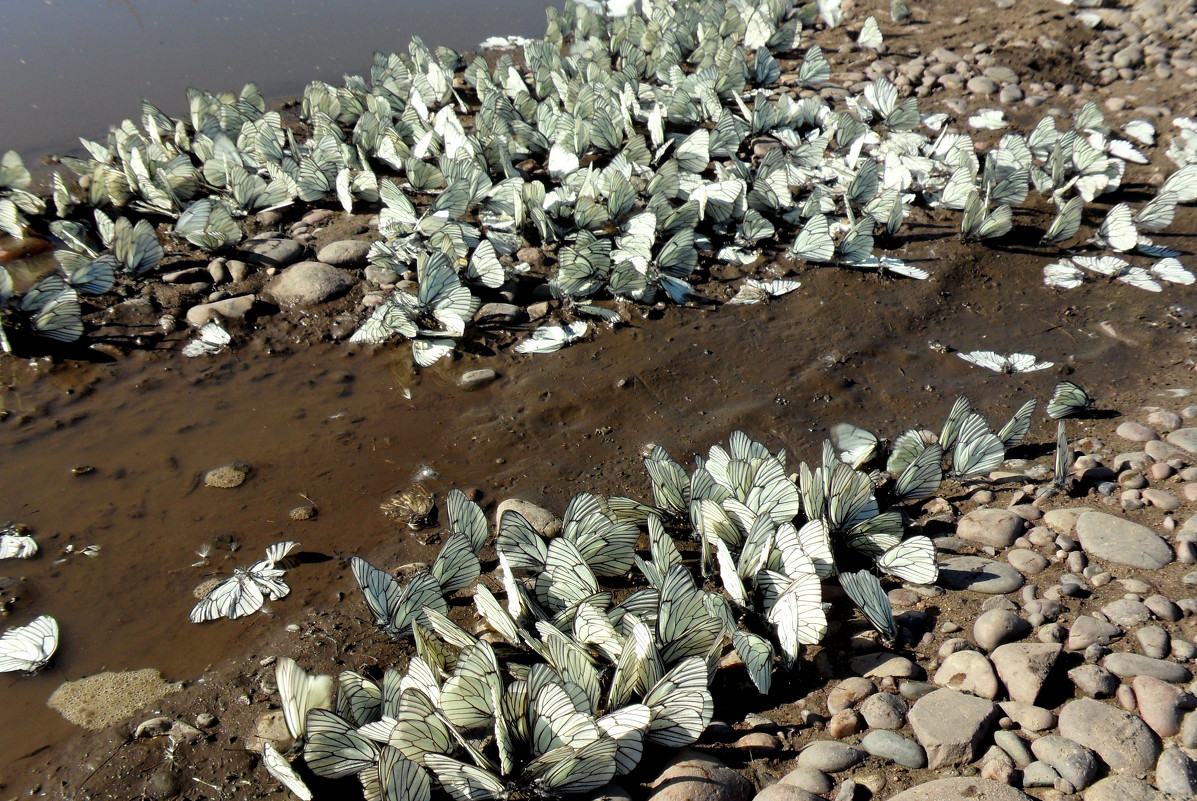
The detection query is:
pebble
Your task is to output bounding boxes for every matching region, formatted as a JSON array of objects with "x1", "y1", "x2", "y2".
[
  {"x1": 957, "y1": 508, "x2": 1024, "y2": 548},
  {"x1": 778, "y1": 766, "x2": 832, "y2": 795},
  {"x1": 993, "y1": 730, "x2": 1034, "y2": 767},
  {"x1": 967, "y1": 76, "x2": 999, "y2": 95},
  {"x1": 204, "y1": 461, "x2": 251, "y2": 489},
  {"x1": 825, "y1": 709, "x2": 859, "y2": 739},
  {"x1": 973, "y1": 609, "x2": 1031, "y2": 651},
  {"x1": 751, "y1": 787, "x2": 822, "y2": 801},
  {"x1": 1117, "y1": 421, "x2": 1158, "y2": 442},
  {"x1": 884, "y1": 777, "x2": 1033, "y2": 801},
  {"x1": 826, "y1": 677, "x2": 875, "y2": 712},
  {"x1": 364, "y1": 265, "x2": 399, "y2": 284},
  {"x1": 185, "y1": 294, "x2": 257, "y2": 326},
  {"x1": 1021, "y1": 760, "x2": 1060, "y2": 788},
  {"x1": 648, "y1": 751, "x2": 753, "y2": 801},
  {"x1": 1167, "y1": 428, "x2": 1197, "y2": 454},
  {"x1": 939, "y1": 556, "x2": 1025, "y2": 594},
  {"x1": 1031, "y1": 735, "x2": 1098, "y2": 791},
  {"x1": 1141, "y1": 488, "x2": 1180, "y2": 510},
  {"x1": 990, "y1": 643, "x2": 1060, "y2": 705},
  {"x1": 195, "y1": 712, "x2": 217, "y2": 728},
  {"x1": 1102, "y1": 652, "x2": 1192, "y2": 683},
  {"x1": 458, "y1": 368, "x2": 499, "y2": 390},
  {"x1": 1067, "y1": 615, "x2": 1122, "y2": 651},
  {"x1": 162, "y1": 267, "x2": 211, "y2": 284},
  {"x1": 1057, "y1": 698, "x2": 1162, "y2": 773},
  {"x1": 735, "y1": 732, "x2": 782, "y2": 751},
  {"x1": 475, "y1": 302, "x2": 524, "y2": 324},
  {"x1": 997, "y1": 701, "x2": 1056, "y2": 732},
  {"x1": 316, "y1": 240, "x2": 372, "y2": 267},
  {"x1": 907, "y1": 688, "x2": 999, "y2": 769},
  {"x1": 494, "y1": 499, "x2": 561, "y2": 537},
  {"x1": 1007, "y1": 549, "x2": 1048, "y2": 575},
  {"x1": 265, "y1": 261, "x2": 357, "y2": 307},
  {"x1": 1043, "y1": 507, "x2": 1086, "y2": 534},
  {"x1": 1101, "y1": 598, "x2": 1152, "y2": 629},
  {"x1": 1132, "y1": 675, "x2": 1192, "y2": 737},
  {"x1": 1136, "y1": 623, "x2": 1173, "y2": 656},
  {"x1": 849, "y1": 653, "x2": 921, "y2": 678},
  {"x1": 860, "y1": 730, "x2": 927, "y2": 768},
  {"x1": 1155, "y1": 746, "x2": 1197, "y2": 797},
  {"x1": 226, "y1": 259, "x2": 250, "y2": 282},
  {"x1": 1074, "y1": 511, "x2": 1173, "y2": 569},
  {"x1": 288, "y1": 504, "x2": 317, "y2": 521},
  {"x1": 934, "y1": 650, "x2": 1000, "y2": 699},
  {"x1": 859, "y1": 692, "x2": 907, "y2": 730},
  {"x1": 1069, "y1": 664, "x2": 1119, "y2": 697},
  {"x1": 1082, "y1": 776, "x2": 1162, "y2": 801},
  {"x1": 238, "y1": 237, "x2": 304, "y2": 268},
  {"x1": 796, "y1": 741, "x2": 866, "y2": 773}
]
